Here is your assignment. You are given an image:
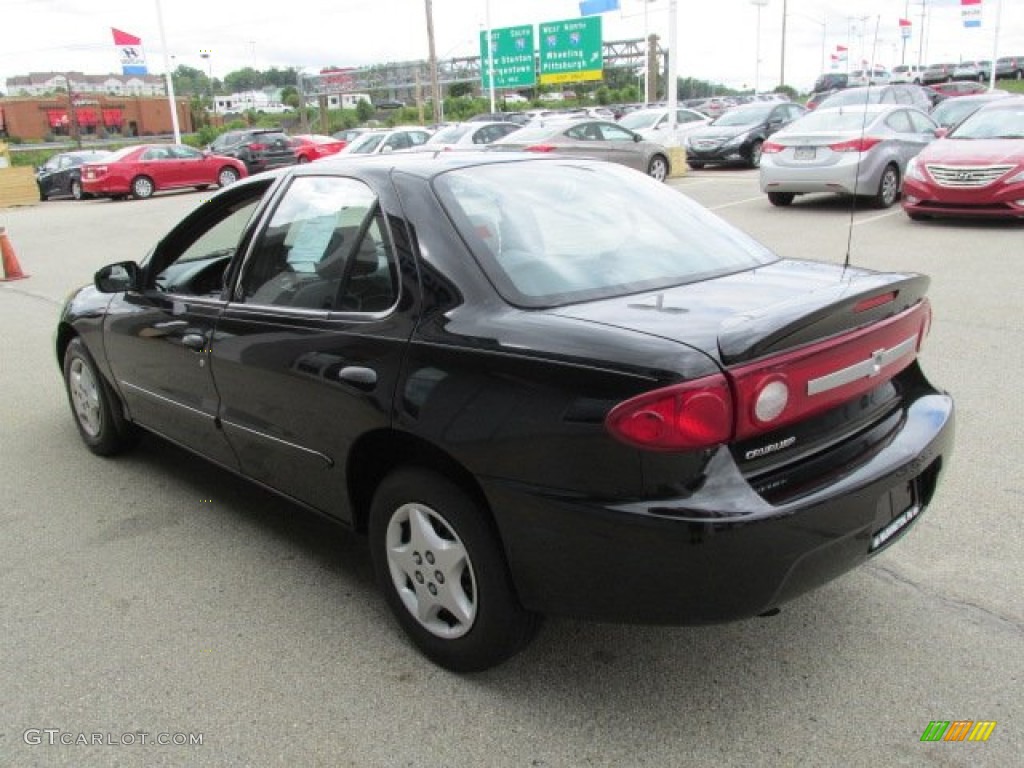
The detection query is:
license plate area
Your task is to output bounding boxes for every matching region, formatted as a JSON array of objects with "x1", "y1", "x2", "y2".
[
  {"x1": 870, "y1": 480, "x2": 920, "y2": 552},
  {"x1": 794, "y1": 146, "x2": 817, "y2": 161}
]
